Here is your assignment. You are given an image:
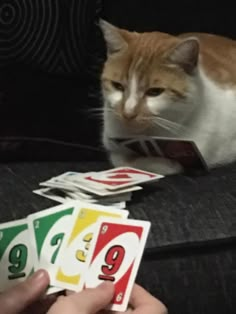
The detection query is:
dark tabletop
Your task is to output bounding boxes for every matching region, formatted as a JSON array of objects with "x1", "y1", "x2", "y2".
[{"x1": 0, "y1": 161, "x2": 235, "y2": 251}]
